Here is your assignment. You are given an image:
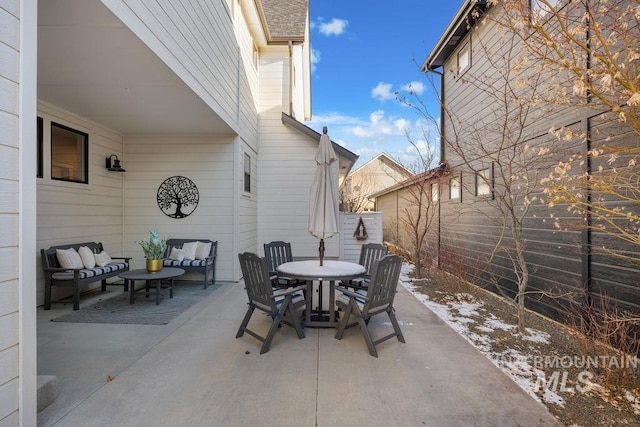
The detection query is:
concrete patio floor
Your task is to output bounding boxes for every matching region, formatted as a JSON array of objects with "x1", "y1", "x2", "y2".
[{"x1": 37, "y1": 280, "x2": 562, "y2": 426}]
